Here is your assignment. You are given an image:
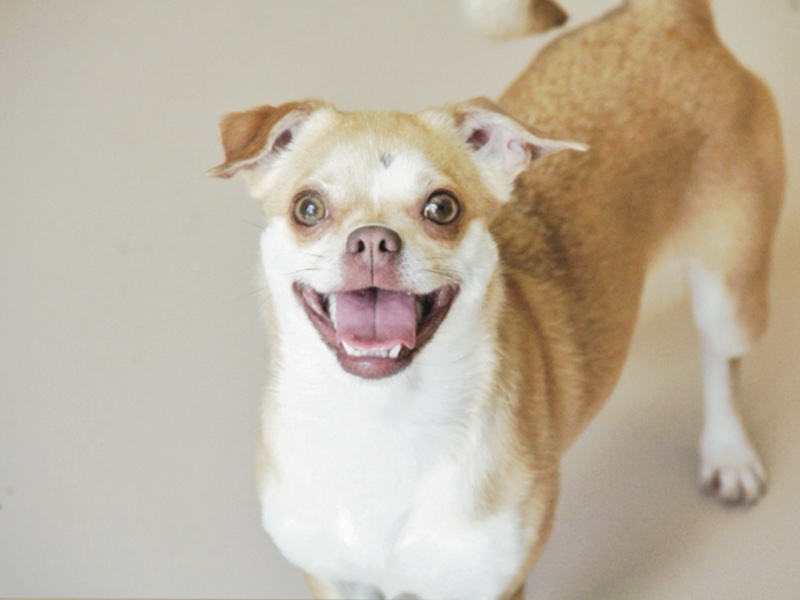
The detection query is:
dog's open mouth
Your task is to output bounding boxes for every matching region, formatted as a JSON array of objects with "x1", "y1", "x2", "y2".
[{"x1": 293, "y1": 282, "x2": 459, "y2": 379}]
